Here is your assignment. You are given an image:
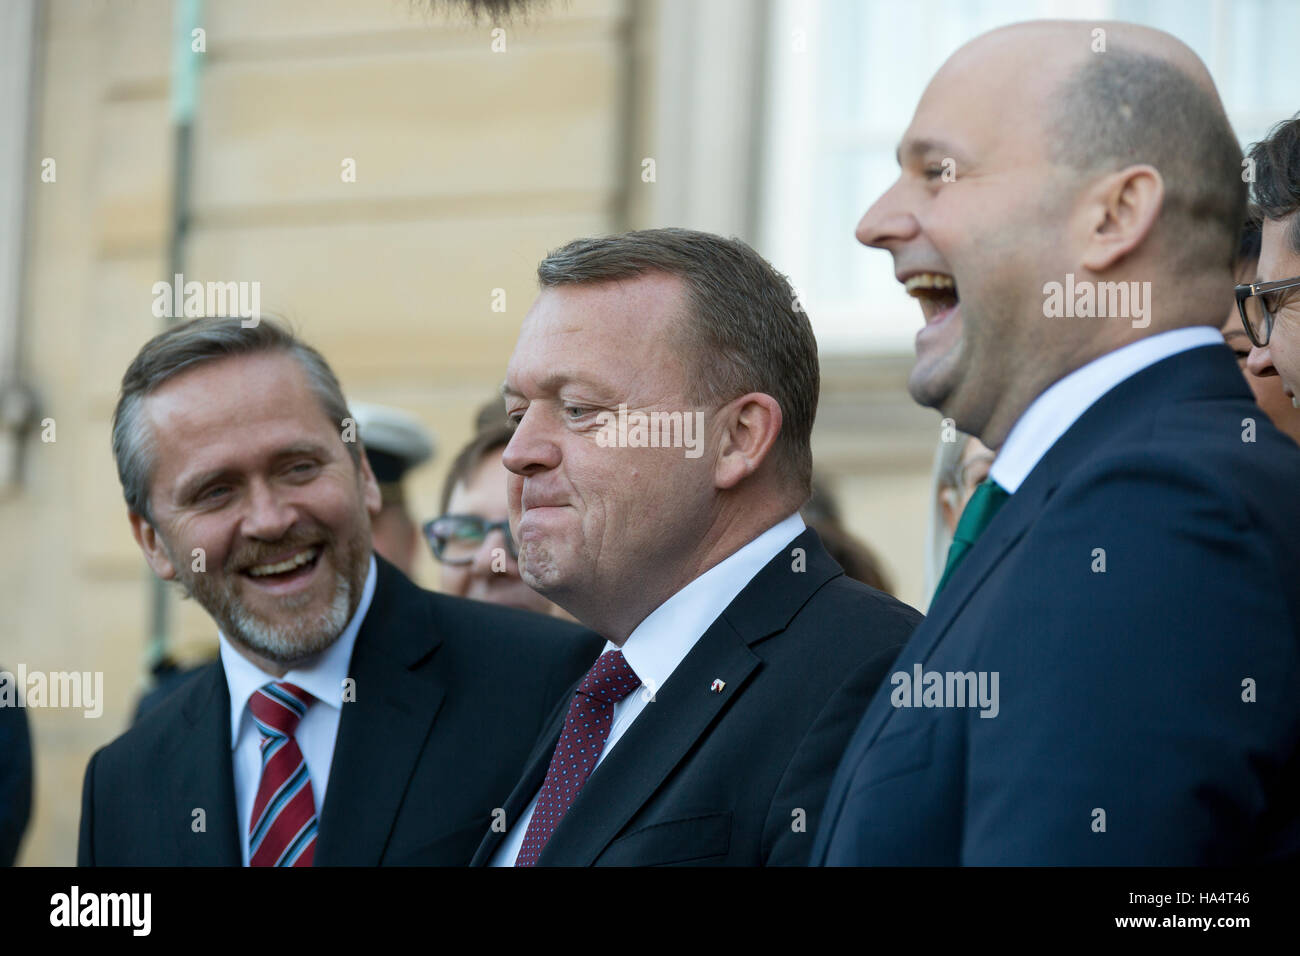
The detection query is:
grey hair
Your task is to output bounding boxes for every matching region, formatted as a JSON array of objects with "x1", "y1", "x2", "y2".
[
  {"x1": 536, "y1": 227, "x2": 820, "y2": 500},
  {"x1": 112, "y1": 316, "x2": 360, "y2": 523}
]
